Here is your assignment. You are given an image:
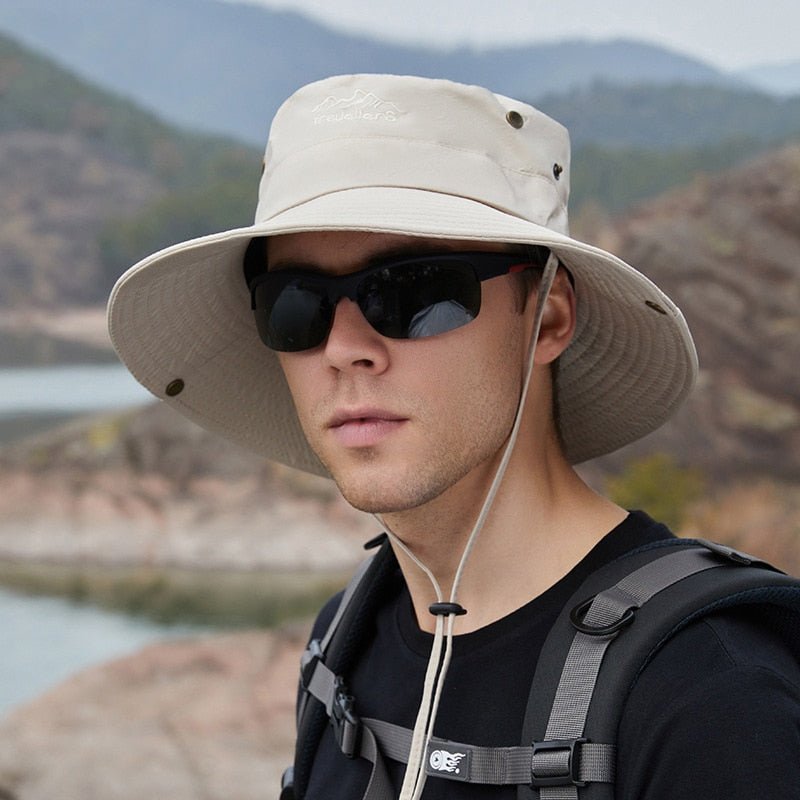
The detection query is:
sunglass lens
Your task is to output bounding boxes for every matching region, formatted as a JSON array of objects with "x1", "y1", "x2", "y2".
[
  {"x1": 253, "y1": 281, "x2": 332, "y2": 352},
  {"x1": 360, "y1": 262, "x2": 481, "y2": 339}
]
